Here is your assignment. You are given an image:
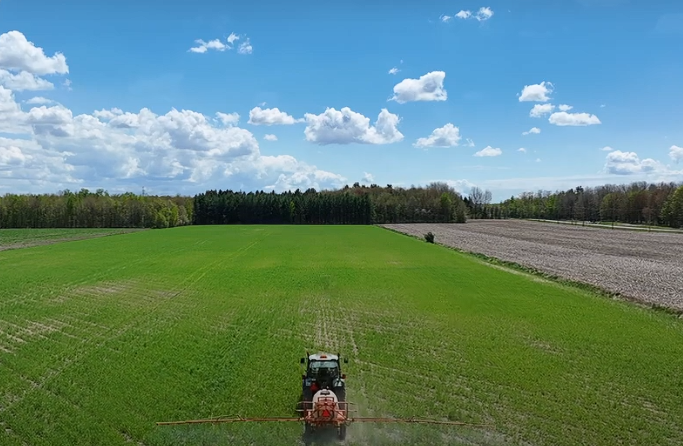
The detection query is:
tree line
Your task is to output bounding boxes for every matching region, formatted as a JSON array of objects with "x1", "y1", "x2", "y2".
[
  {"x1": 494, "y1": 181, "x2": 683, "y2": 228},
  {"x1": 0, "y1": 189, "x2": 193, "y2": 229},
  {"x1": 193, "y1": 182, "x2": 468, "y2": 225},
  {"x1": 3, "y1": 180, "x2": 681, "y2": 229}
]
